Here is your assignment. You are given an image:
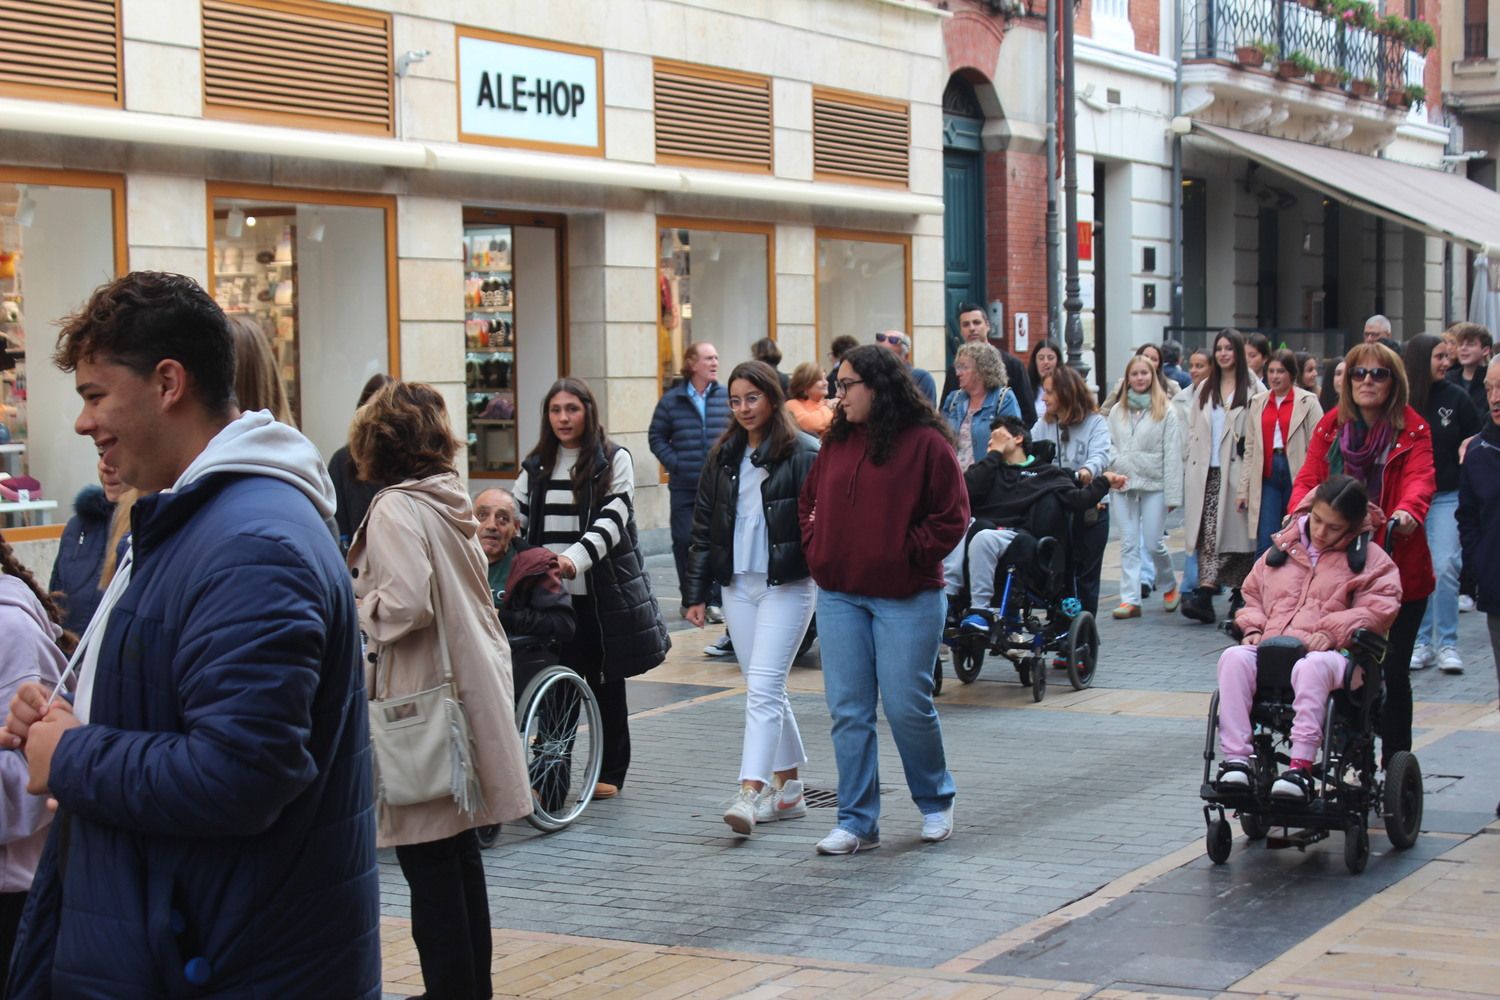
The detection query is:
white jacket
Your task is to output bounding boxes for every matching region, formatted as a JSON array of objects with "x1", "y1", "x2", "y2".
[{"x1": 1108, "y1": 402, "x2": 1184, "y2": 508}]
